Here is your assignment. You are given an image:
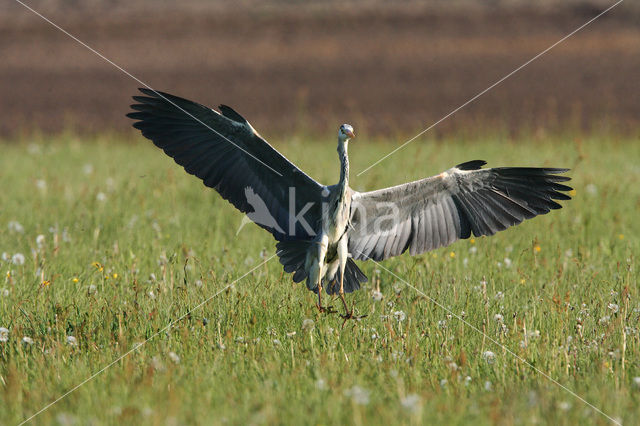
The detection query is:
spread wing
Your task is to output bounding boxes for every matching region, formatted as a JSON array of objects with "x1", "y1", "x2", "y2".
[
  {"x1": 127, "y1": 88, "x2": 324, "y2": 241},
  {"x1": 348, "y1": 160, "x2": 572, "y2": 261}
]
